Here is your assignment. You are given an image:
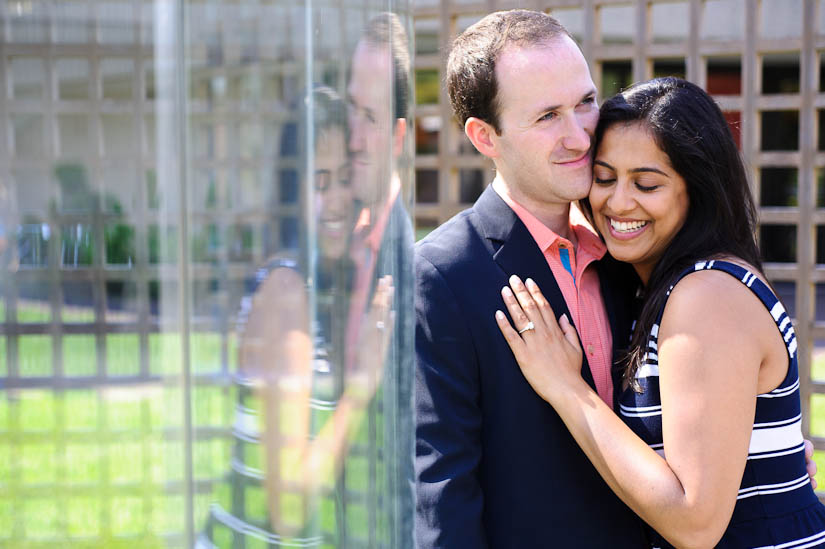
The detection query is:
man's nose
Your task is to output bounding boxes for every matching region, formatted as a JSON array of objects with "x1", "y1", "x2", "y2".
[
  {"x1": 562, "y1": 113, "x2": 591, "y2": 152},
  {"x1": 348, "y1": 113, "x2": 365, "y2": 152}
]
